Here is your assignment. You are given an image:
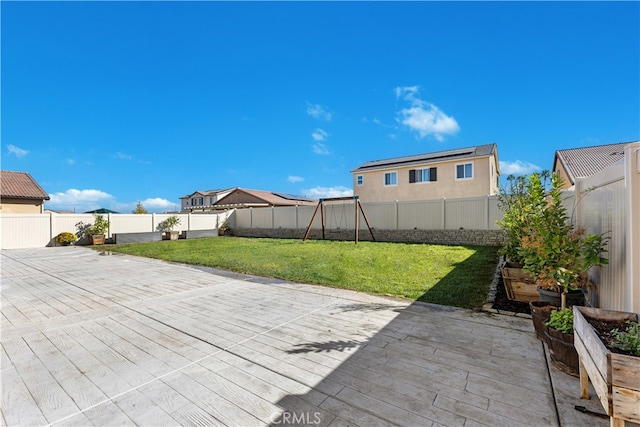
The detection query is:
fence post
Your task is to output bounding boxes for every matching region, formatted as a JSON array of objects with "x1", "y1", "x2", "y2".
[
  {"x1": 395, "y1": 200, "x2": 399, "y2": 230},
  {"x1": 272, "y1": 206, "x2": 275, "y2": 229},
  {"x1": 152, "y1": 213, "x2": 156, "y2": 232},
  {"x1": 108, "y1": 213, "x2": 112, "y2": 238},
  {"x1": 295, "y1": 205, "x2": 299, "y2": 230},
  {"x1": 188, "y1": 213, "x2": 192, "y2": 231},
  {"x1": 441, "y1": 198, "x2": 446, "y2": 230},
  {"x1": 484, "y1": 195, "x2": 489, "y2": 230},
  {"x1": 250, "y1": 207, "x2": 253, "y2": 229},
  {"x1": 50, "y1": 212, "x2": 54, "y2": 241}
]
